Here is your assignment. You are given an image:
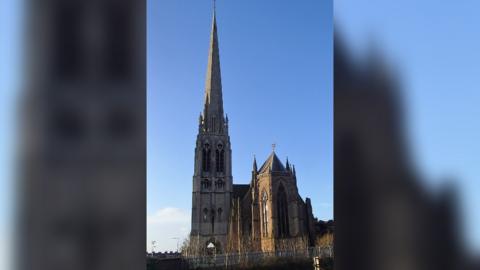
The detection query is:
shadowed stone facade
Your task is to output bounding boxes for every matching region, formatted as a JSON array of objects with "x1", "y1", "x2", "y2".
[
  {"x1": 227, "y1": 153, "x2": 317, "y2": 253},
  {"x1": 190, "y1": 6, "x2": 232, "y2": 253},
  {"x1": 190, "y1": 6, "x2": 316, "y2": 254}
]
